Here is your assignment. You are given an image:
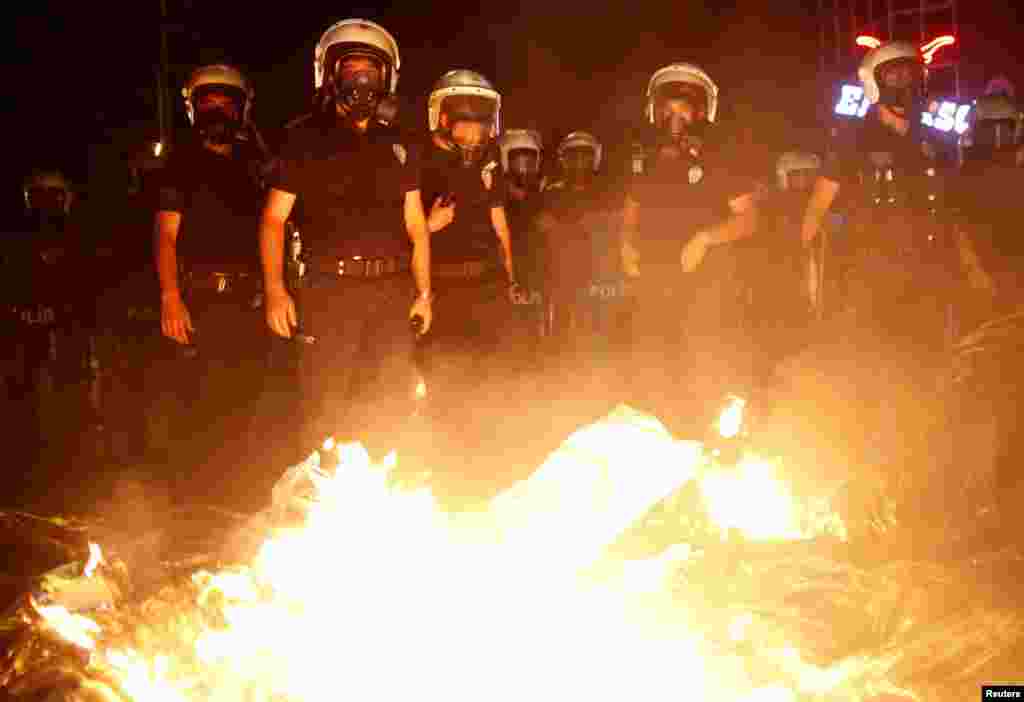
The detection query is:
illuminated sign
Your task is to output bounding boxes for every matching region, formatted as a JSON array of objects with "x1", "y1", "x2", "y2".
[
  {"x1": 856, "y1": 35, "x2": 882, "y2": 50},
  {"x1": 833, "y1": 84, "x2": 971, "y2": 134}
]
